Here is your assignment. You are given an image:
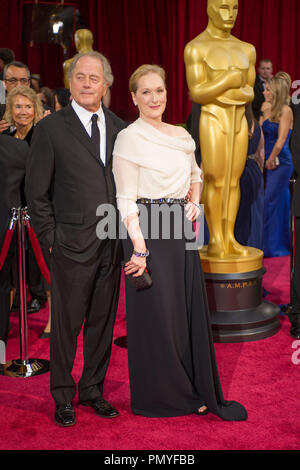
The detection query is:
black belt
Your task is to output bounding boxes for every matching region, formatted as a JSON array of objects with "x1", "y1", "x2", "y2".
[{"x1": 137, "y1": 198, "x2": 186, "y2": 205}]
